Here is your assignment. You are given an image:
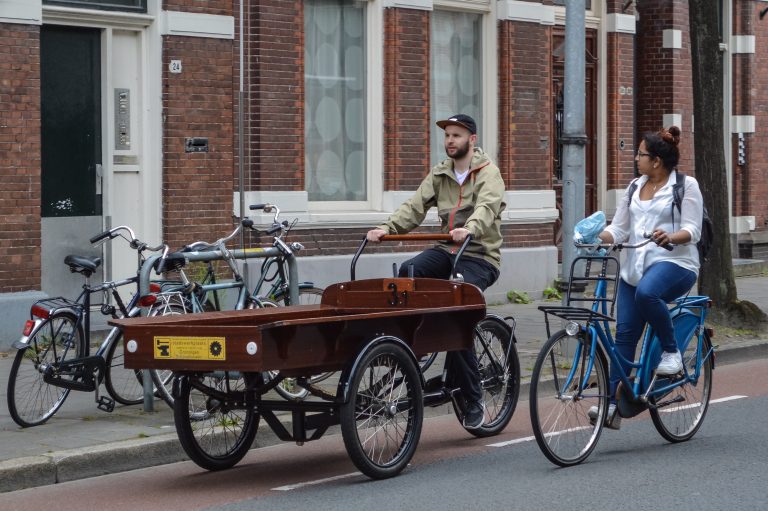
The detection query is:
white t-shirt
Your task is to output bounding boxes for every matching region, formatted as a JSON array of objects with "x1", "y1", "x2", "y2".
[
  {"x1": 604, "y1": 171, "x2": 703, "y2": 286},
  {"x1": 454, "y1": 168, "x2": 470, "y2": 185}
]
